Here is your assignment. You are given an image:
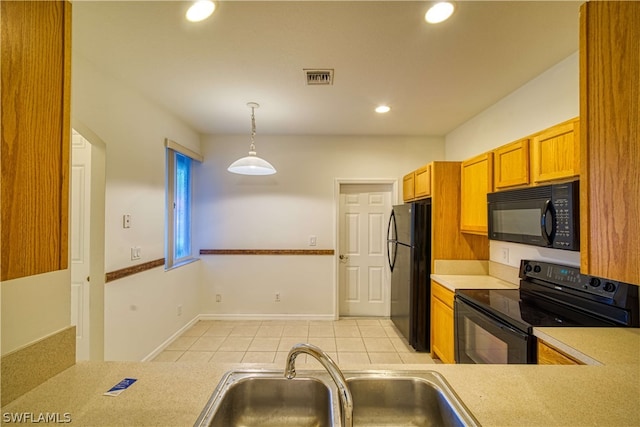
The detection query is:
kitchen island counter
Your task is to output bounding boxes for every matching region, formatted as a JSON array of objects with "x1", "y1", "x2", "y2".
[{"x1": 3, "y1": 328, "x2": 638, "y2": 427}]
